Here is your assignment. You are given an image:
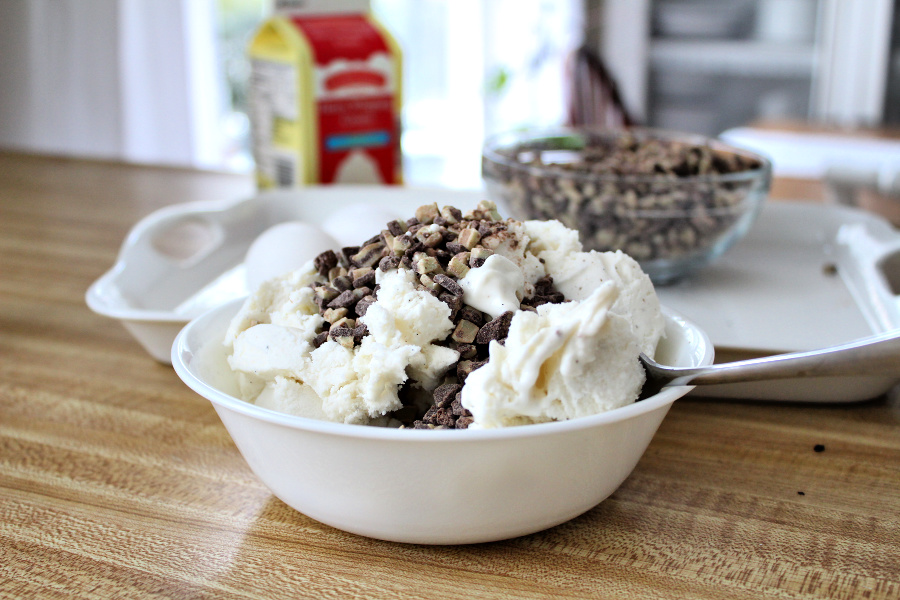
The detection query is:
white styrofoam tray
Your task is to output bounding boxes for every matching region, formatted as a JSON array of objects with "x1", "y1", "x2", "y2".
[{"x1": 87, "y1": 187, "x2": 900, "y2": 401}]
